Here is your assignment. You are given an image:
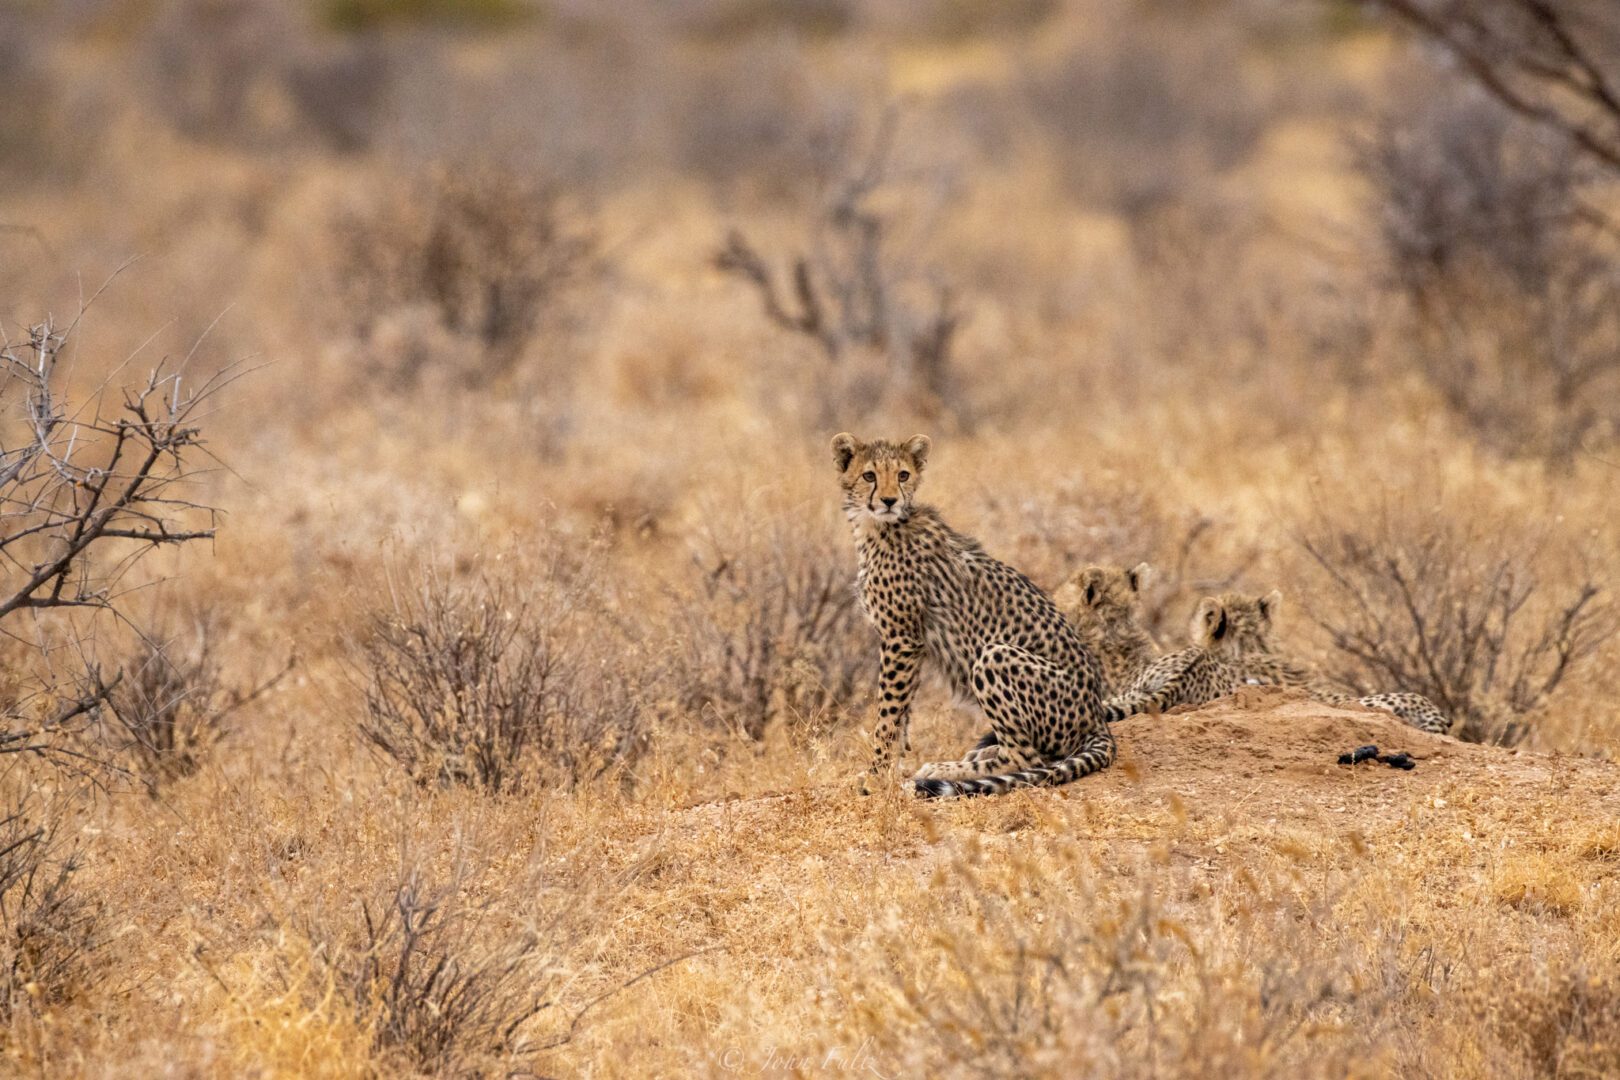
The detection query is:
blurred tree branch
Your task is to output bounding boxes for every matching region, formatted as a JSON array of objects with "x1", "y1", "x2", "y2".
[
  {"x1": 1367, "y1": 0, "x2": 1620, "y2": 173},
  {"x1": 713, "y1": 106, "x2": 963, "y2": 410}
]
